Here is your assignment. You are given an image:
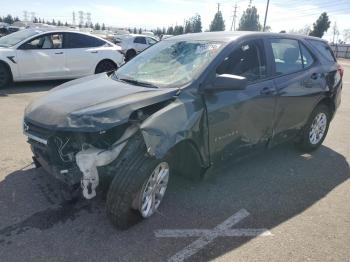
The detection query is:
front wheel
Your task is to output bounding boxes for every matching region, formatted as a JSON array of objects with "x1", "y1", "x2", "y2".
[
  {"x1": 95, "y1": 60, "x2": 118, "y2": 74},
  {"x1": 296, "y1": 104, "x2": 330, "y2": 152},
  {"x1": 106, "y1": 136, "x2": 170, "y2": 229},
  {"x1": 0, "y1": 63, "x2": 11, "y2": 89}
]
